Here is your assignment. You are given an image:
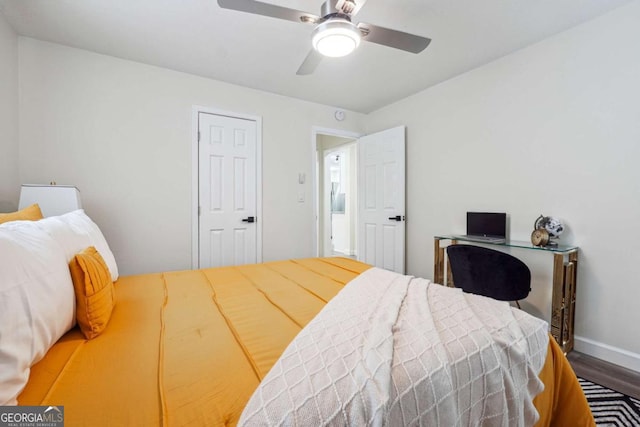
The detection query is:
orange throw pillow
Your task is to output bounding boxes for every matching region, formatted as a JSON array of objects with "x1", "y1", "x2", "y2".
[
  {"x1": 69, "y1": 246, "x2": 116, "y2": 339},
  {"x1": 0, "y1": 204, "x2": 44, "y2": 224}
]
